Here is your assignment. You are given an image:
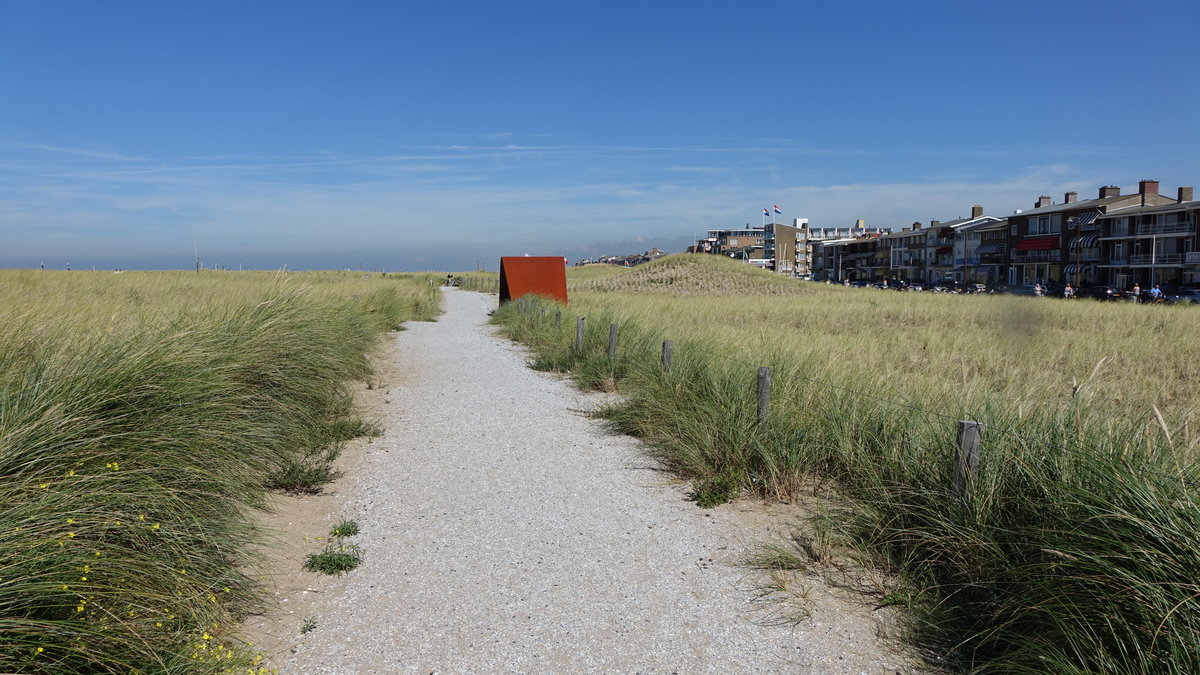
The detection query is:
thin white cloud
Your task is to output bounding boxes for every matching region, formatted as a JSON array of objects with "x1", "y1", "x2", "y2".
[
  {"x1": 0, "y1": 141, "x2": 145, "y2": 162},
  {"x1": 2, "y1": 132, "x2": 1188, "y2": 270}
]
